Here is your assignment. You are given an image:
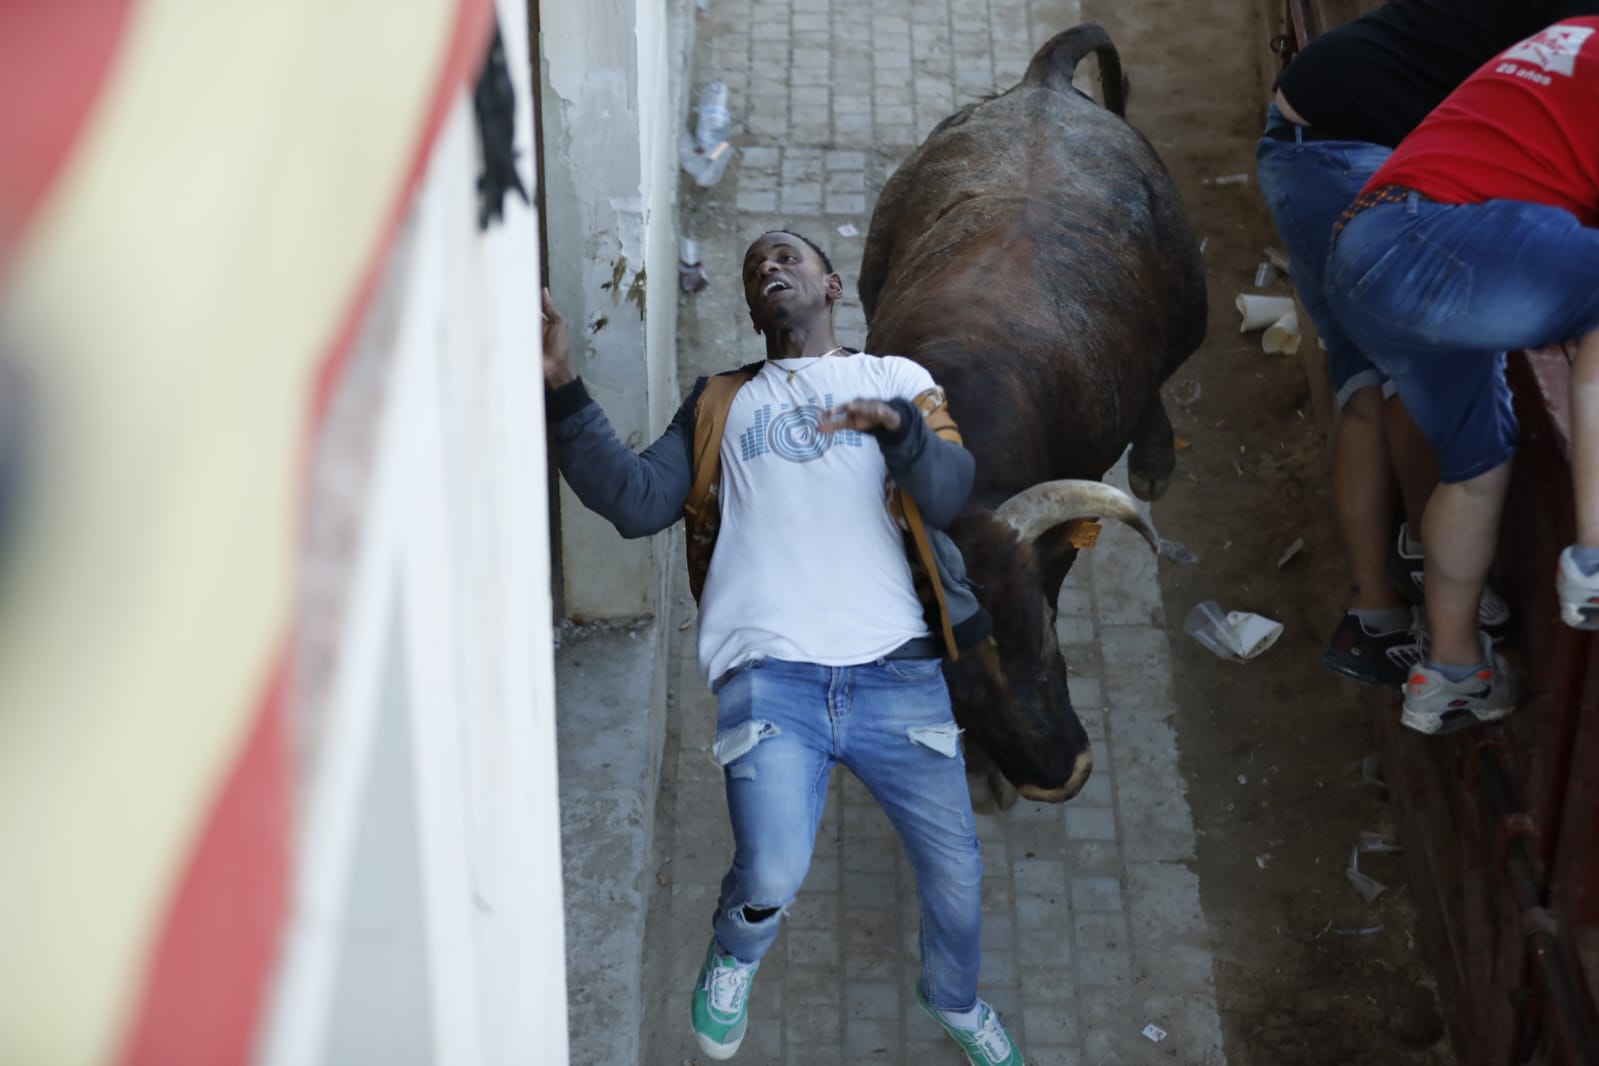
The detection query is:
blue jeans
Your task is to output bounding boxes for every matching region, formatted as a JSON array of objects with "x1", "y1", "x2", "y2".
[
  {"x1": 1255, "y1": 104, "x2": 1393, "y2": 407},
  {"x1": 709, "y1": 656, "x2": 983, "y2": 1011},
  {"x1": 1328, "y1": 193, "x2": 1599, "y2": 482}
]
